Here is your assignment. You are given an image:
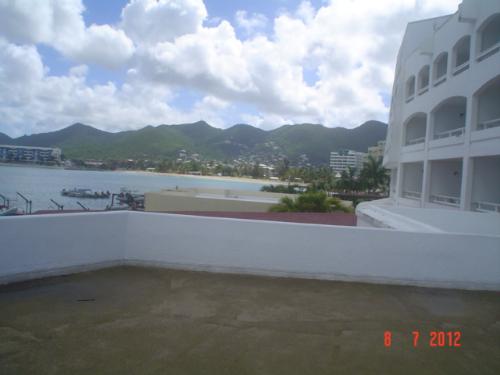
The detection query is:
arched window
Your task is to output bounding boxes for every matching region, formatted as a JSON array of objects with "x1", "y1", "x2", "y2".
[
  {"x1": 431, "y1": 96, "x2": 467, "y2": 139},
  {"x1": 417, "y1": 65, "x2": 430, "y2": 93},
  {"x1": 405, "y1": 75, "x2": 415, "y2": 102},
  {"x1": 403, "y1": 113, "x2": 427, "y2": 146},
  {"x1": 475, "y1": 74, "x2": 500, "y2": 130},
  {"x1": 452, "y1": 36, "x2": 470, "y2": 75},
  {"x1": 478, "y1": 13, "x2": 500, "y2": 59},
  {"x1": 433, "y1": 52, "x2": 448, "y2": 86}
]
